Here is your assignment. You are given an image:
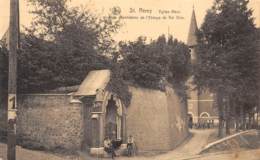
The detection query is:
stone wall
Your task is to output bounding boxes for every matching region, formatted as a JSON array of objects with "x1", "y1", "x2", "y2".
[
  {"x1": 0, "y1": 107, "x2": 7, "y2": 138},
  {"x1": 126, "y1": 85, "x2": 189, "y2": 153},
  {"x1": 17, "y1": 94, "x2": 84, "y2": 152},
  {"x1": 2, "y1": 85, "x2": 189, "y2": 153},
  {"x1": 165, "y1": 86, "x2": 189, "y2": 149}
]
